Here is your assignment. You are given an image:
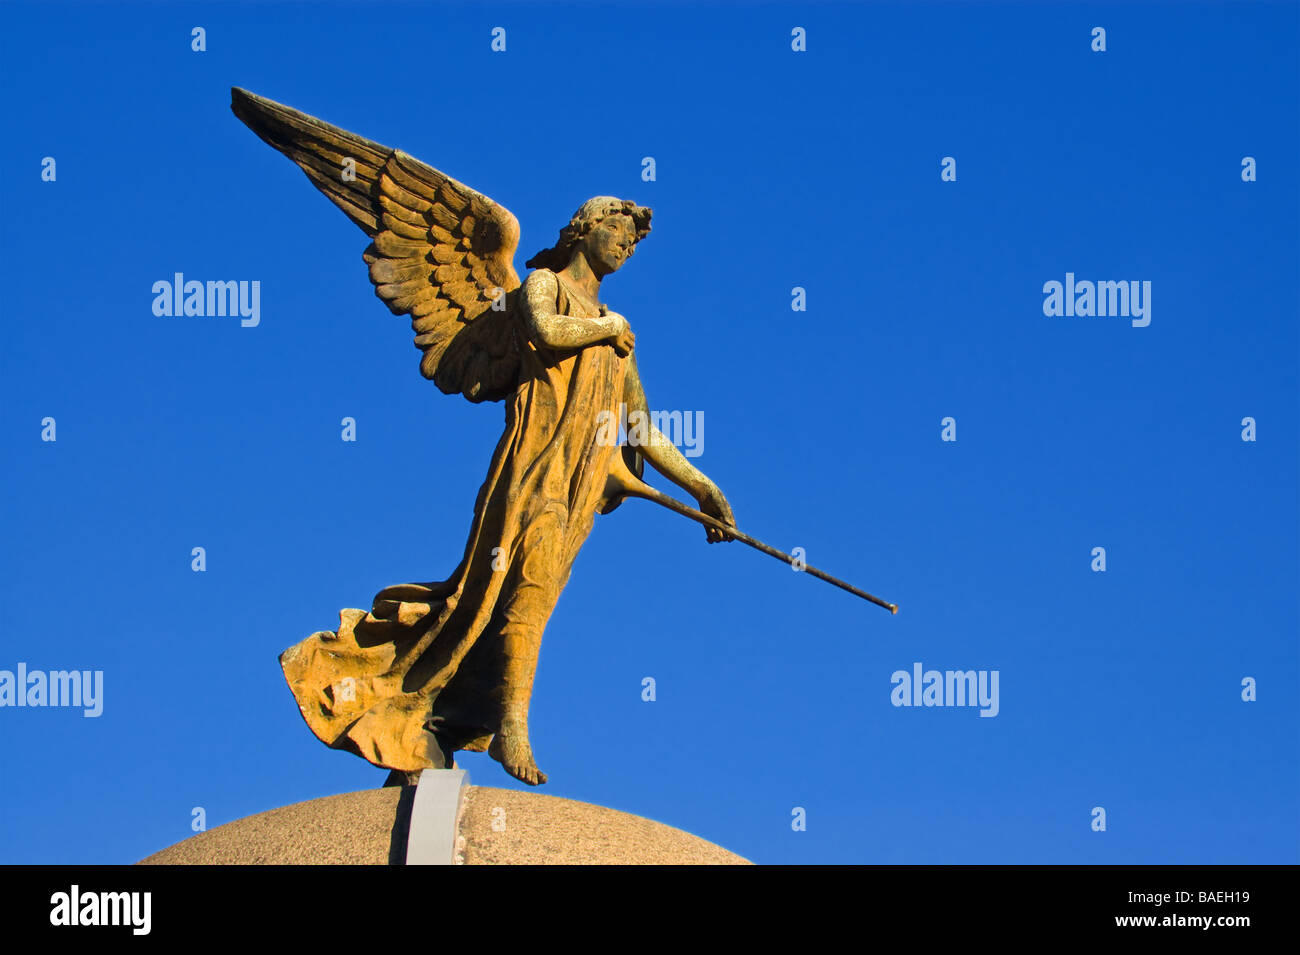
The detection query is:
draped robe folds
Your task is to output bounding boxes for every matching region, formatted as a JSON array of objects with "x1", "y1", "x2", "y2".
[{"x1": 280, "y1": 270, "x2": 632, "y2": 771}]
